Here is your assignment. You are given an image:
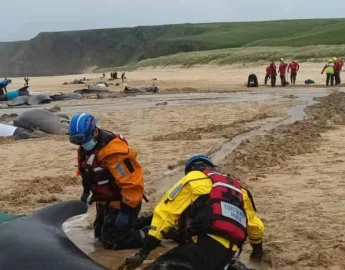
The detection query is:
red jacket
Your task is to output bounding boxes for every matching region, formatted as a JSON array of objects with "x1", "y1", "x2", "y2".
[
  {"x1": 279, "y1": 63, "x2": 288, "y2": 75},
  {"x1": 266, "y1": 66, "x2": 271, "y2": 75},
  {"x1": 288, "y1": 62, "x2": 300, "y2": 72},
  {"x1": 269, "y1": 63, "x2": 277, "y2": 76},
  {"x1": 334, "y1": 60, "x2": 344, "y2": 71}
]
